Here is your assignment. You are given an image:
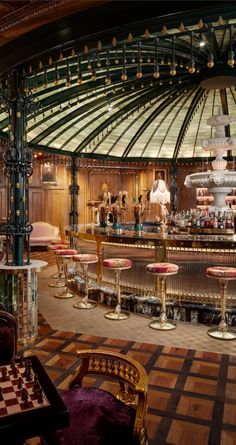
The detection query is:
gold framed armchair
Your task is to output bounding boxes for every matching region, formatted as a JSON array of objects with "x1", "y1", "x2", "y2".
[
  {"x1": 43, "y1": 349, "x2": 148, "y2": 445},
  {"x1": 0, "y1": 310, "x2": 18, "y2": 363}
]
